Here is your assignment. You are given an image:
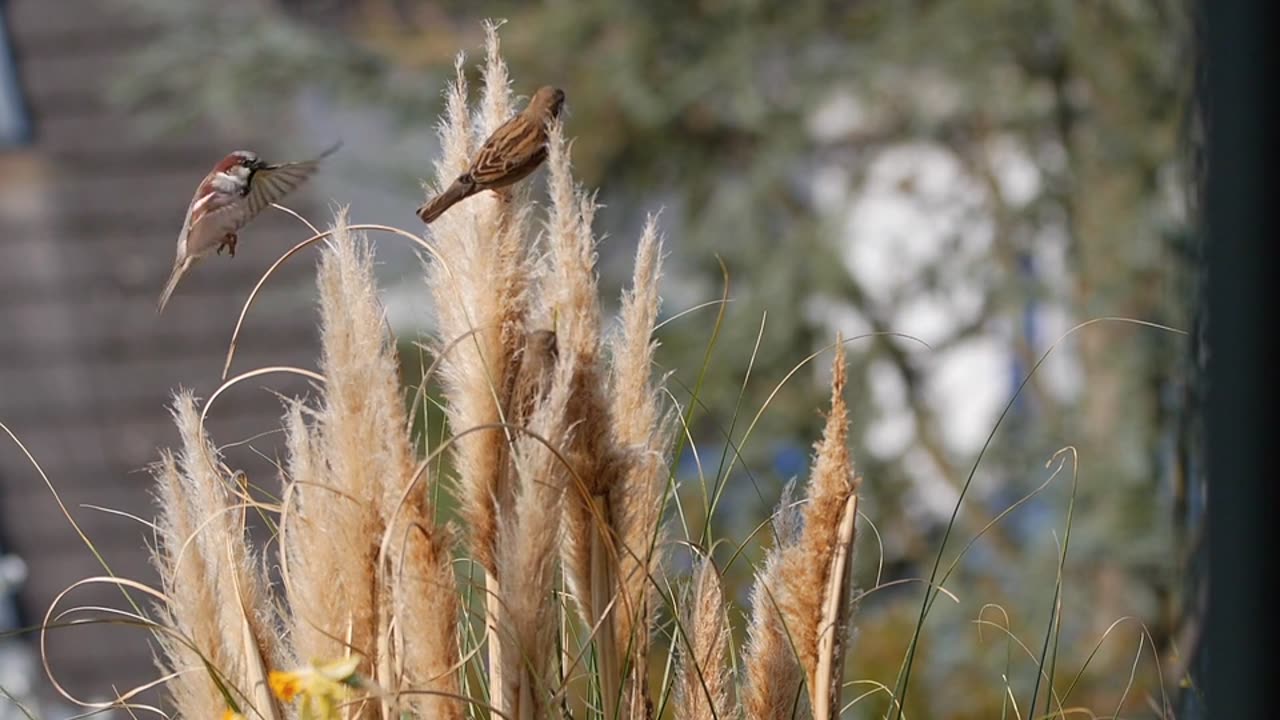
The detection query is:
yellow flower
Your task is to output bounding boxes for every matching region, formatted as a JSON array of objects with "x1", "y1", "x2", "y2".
[
  {"x1": 268, "y1": 670, "x2": 303, "y2": 703},
  {"x1": 268, "y1": 657, "x2": 362, "y2": 720},
  {"x1": 222, "y1": 711, "x2": 247, "y2": 720}
]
